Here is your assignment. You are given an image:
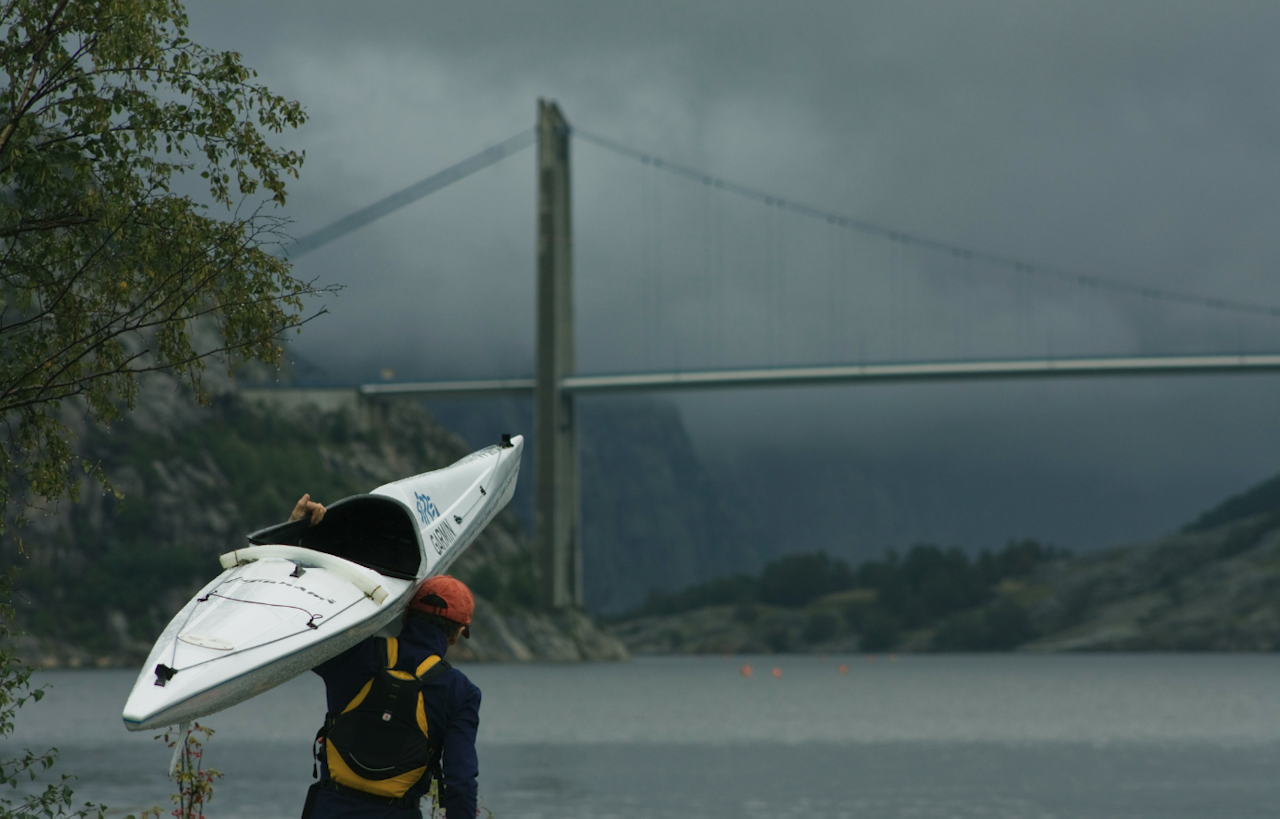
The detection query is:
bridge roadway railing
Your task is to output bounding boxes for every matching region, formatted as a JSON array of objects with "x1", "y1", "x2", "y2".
[{"x1": 354, "y1": 353, "x2": 1280, "y2": 399}]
